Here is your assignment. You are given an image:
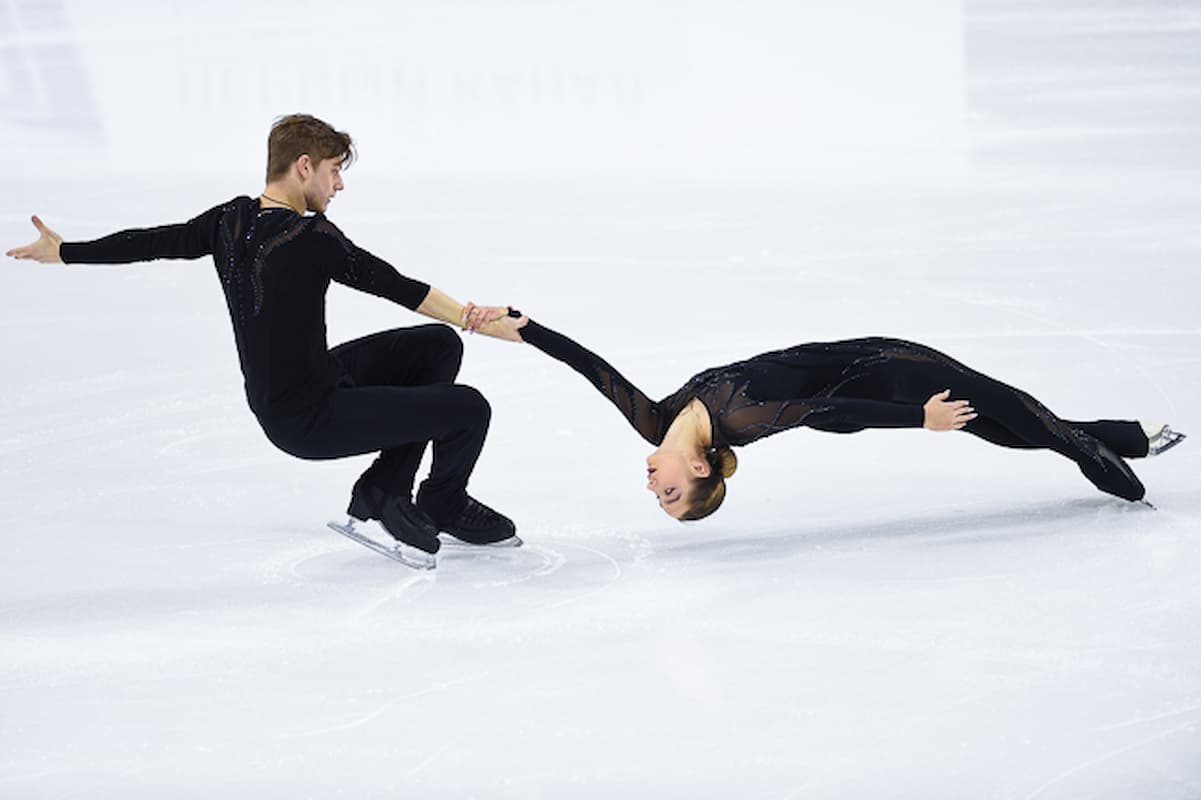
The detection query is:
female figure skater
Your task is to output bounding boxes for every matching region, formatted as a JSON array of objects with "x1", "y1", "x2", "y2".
[{"x1": 480, "y1": 309, "x2": 1184, "y2": 520}]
